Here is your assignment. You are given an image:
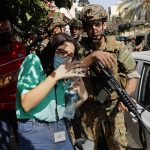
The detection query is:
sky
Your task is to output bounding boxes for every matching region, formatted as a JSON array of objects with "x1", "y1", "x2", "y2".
[{"x1": 89, "y1": 0, "x2": 120, "y2": 10}]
